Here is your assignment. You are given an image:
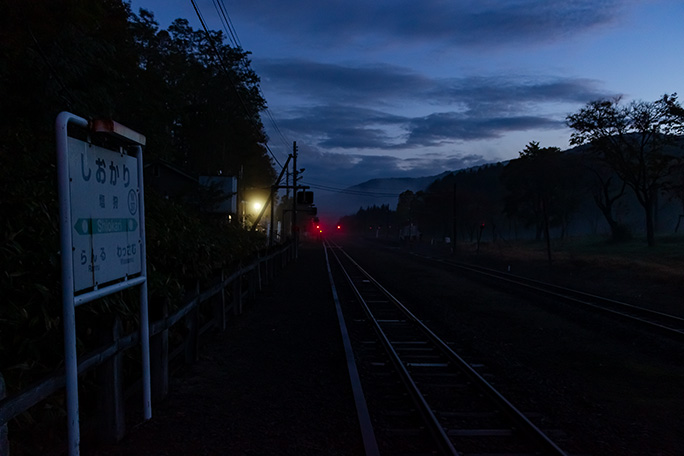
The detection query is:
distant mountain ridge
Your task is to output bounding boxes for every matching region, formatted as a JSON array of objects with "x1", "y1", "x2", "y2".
[
  {"x1": 346, "y1": 172, "x2": 452, "y2": 193},
  {"x1": 317, "y1": 171, "x2": 452, "y2": 220},
  {"x1": 317, "y1": 135, "x2": 684, "y2": 222}
]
